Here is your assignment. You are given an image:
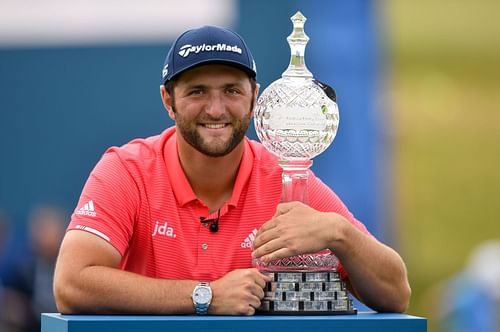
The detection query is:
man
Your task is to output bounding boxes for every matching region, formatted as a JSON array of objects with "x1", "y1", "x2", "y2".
[{"x1": 54, "y1": 25, "x2": 411, "y2": 315}]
